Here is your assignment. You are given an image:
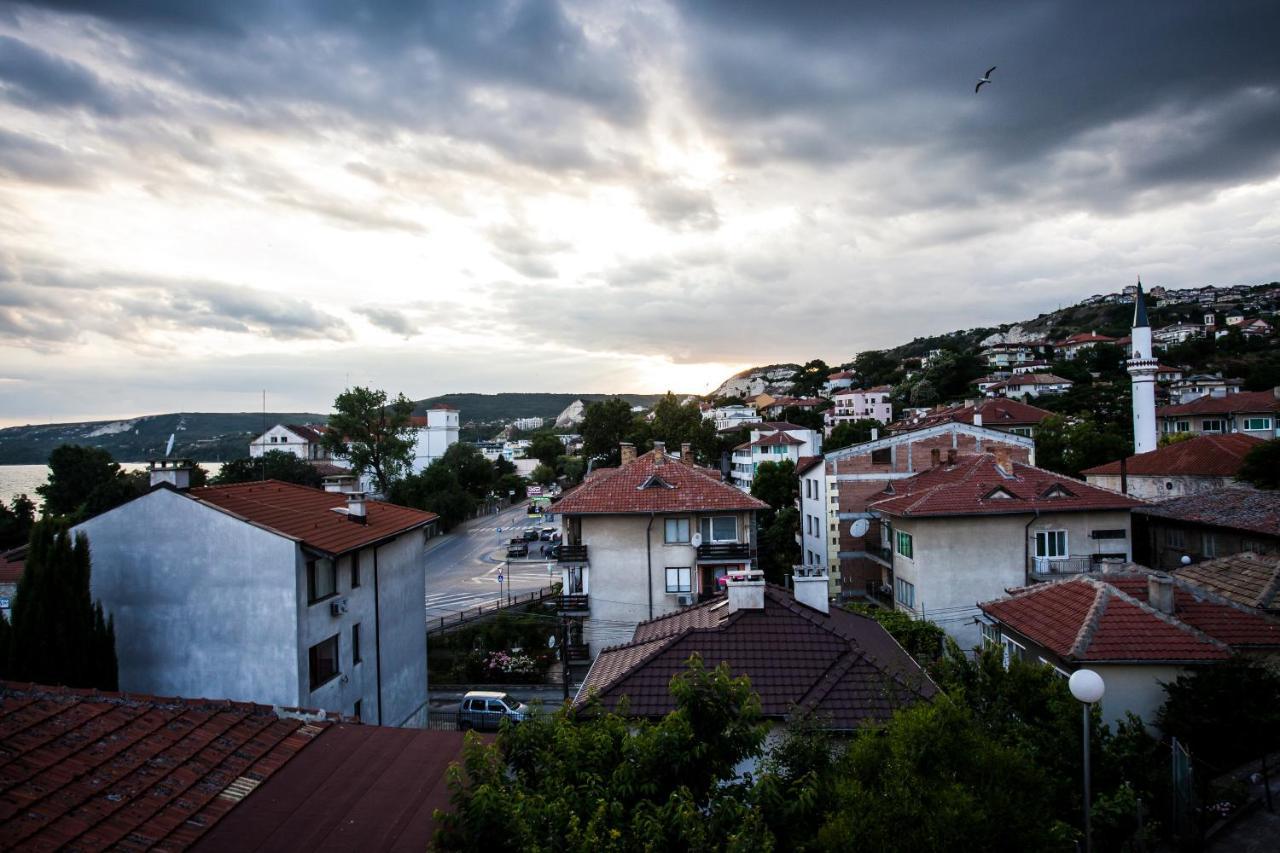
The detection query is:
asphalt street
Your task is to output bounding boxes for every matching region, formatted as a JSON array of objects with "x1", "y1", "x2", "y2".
[{"x1": 423, "y1": 500, "x2": 560, "y2": 622}]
